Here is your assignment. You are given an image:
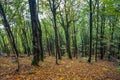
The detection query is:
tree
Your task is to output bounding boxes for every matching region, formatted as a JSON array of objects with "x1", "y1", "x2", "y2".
[
  {"x1": 48, "y1": 0, "x2": 61, "y2": 64},
  {"x1": 88, "y1": 0, "x2": 93, "y2": 63},
  {"x1": 95, "y1": 0, "x2": 99, "y2": 61},
  {"x1": 28, "y1": 0, "x2": 43, "y2": 65},
  {"x1": 0, "y1": 2, "x2": 19, "y2": 71}
]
